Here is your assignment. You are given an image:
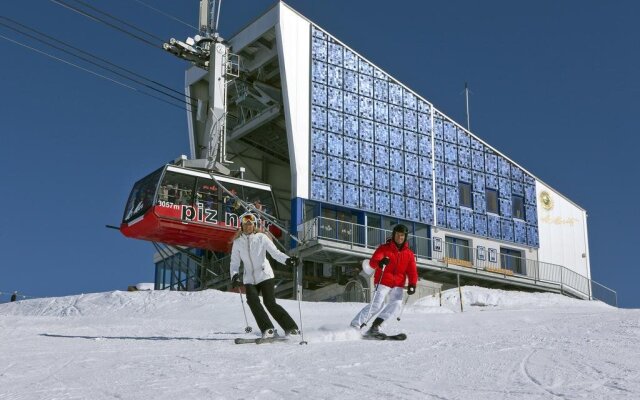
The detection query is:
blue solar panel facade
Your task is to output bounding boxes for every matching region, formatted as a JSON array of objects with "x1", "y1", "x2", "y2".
[{"x1": 309, "y1": 26, "x2": 538, "y2": 247}]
